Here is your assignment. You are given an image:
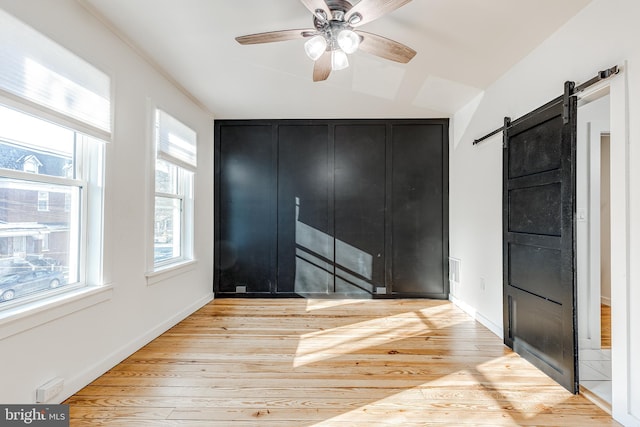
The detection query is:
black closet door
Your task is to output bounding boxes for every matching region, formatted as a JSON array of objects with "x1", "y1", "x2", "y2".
[
  {"x1": 277, "y1": 125, "x2": 332, "y2": 294},
  {"x1": 215, "y1": 124, "x2": 276, "y2": 294},
  {"x1": 503, "y1": 89, "x2": 578, "y2": 393},
  {"x1": 390, "y1": 123, "x2": 448, "y2": 297},
  {"x1": 334, "y1": 124, "x2": 386, "y2": 295}
]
